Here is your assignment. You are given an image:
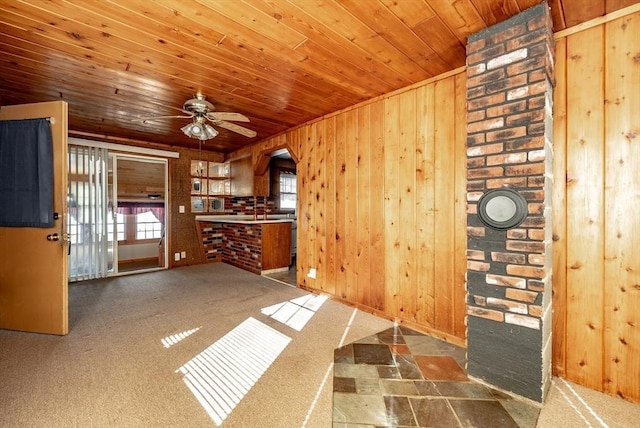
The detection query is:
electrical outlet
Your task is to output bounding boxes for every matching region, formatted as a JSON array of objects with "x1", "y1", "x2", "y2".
[
  {"x1": 174, "y1": 253, "x2": 180, "y2": 261},
  {"x1": 181, "y1": 251, "x2": 186, "y2": 259},
  {"x1": 179, "y1": 205, "x2": 185, "y2": 213},
  {"x1": 308, "y1": 268, "x2": 316, "y2": 279}
]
